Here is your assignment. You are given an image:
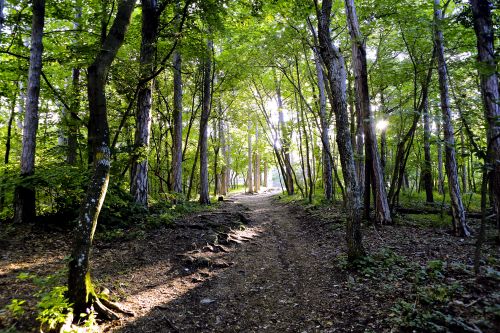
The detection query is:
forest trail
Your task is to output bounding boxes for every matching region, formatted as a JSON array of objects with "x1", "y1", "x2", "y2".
[{"x1": 109, "y1": 191, "x2": 342, "y2": 332}]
